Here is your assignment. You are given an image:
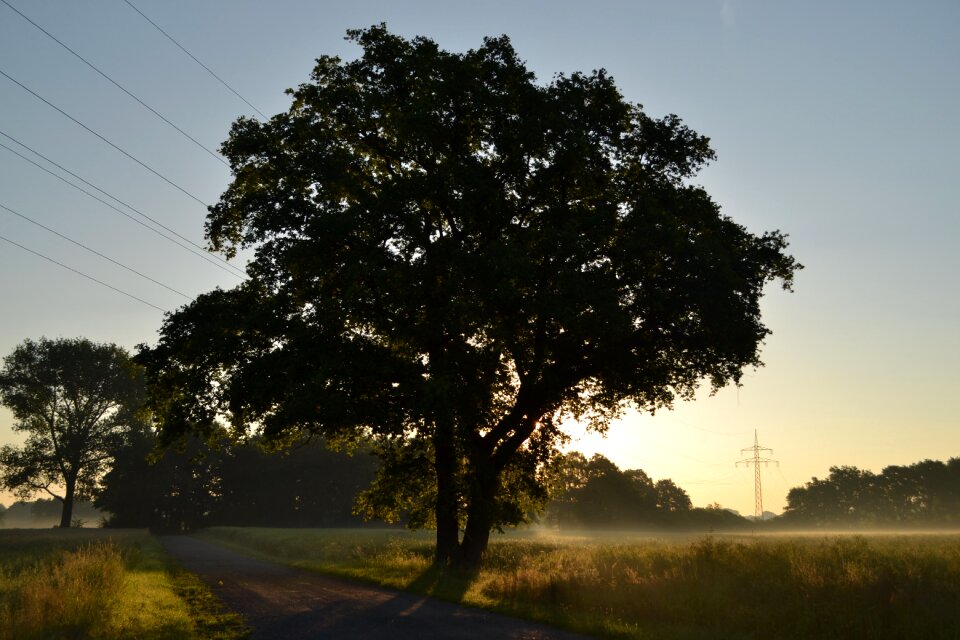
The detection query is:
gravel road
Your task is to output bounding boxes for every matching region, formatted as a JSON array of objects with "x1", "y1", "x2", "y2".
[{"x1": 161, "y1": 536, "x2": 594, "y2": 640}]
